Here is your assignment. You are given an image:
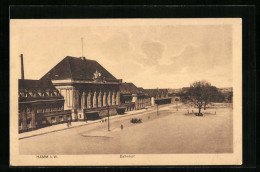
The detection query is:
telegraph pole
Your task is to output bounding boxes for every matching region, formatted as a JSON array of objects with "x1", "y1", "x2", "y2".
[
  {"x1": 20, "y1": 54, "x2": 24, "y2": 80},
  {"x1": 157, "y1": 87, "x2": 159, "y2": 115}
]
